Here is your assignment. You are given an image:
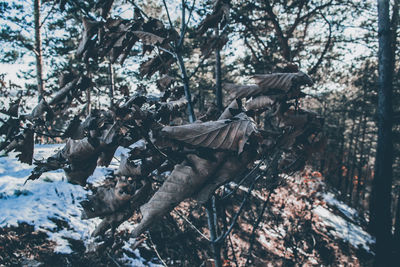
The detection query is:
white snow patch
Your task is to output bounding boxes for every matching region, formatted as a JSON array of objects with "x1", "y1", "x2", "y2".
[
  {"x1": 0, "y1": 143, "x2": 159, "y2": 265},
  {"x1": 0, "y1": 144, "x2": 102, "y2": 253},
  {"x1": 121, "y1": 238, "x2": 164, "y2": 267},
  {"x1": 322, "y1": 192, "x2": 359, "y2": 222},
  {"x1": 314, "y1": 205, "x2": 375, "y2": 252}
]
